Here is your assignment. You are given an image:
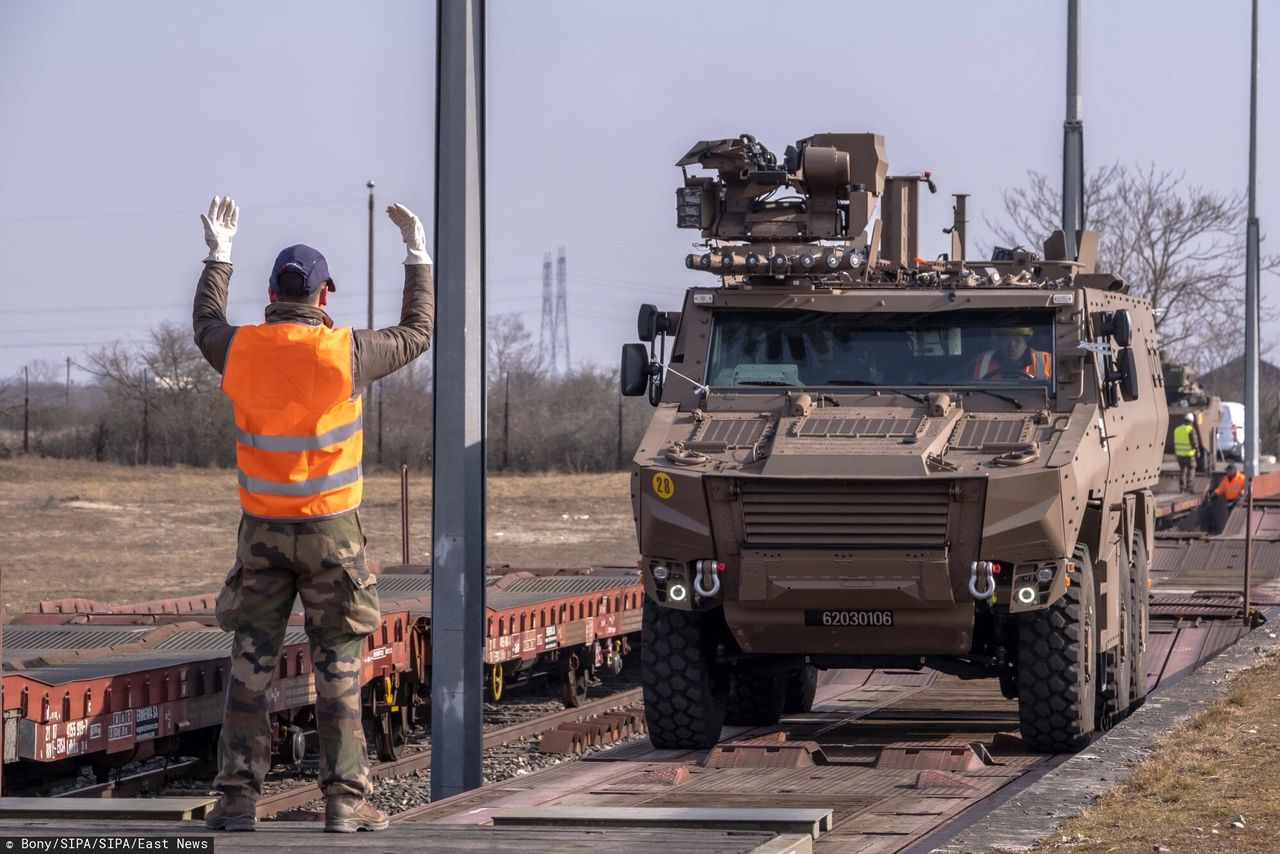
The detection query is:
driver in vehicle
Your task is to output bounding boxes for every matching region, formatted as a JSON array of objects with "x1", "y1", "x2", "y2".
[{"x1": 972, "y1": 326, "x2": 1051, "y2": 381}]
